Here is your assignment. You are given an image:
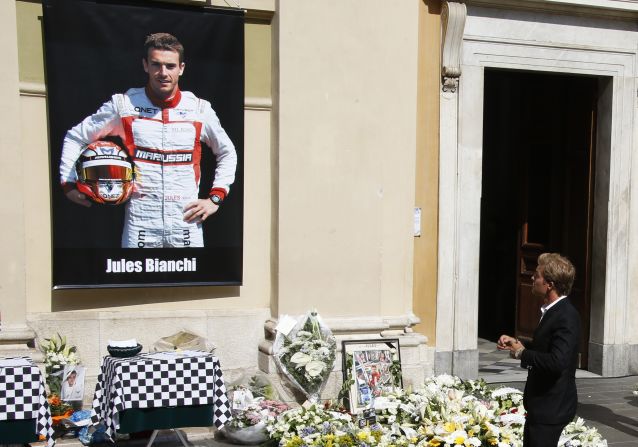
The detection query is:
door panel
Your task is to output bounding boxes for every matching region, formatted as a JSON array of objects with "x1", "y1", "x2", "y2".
[
  {"x1": 480, "y1": 70, "x2": 596, "y2": 369},
  {"x1": 512, "y1": 73, "x2": 596, "y2": 368}
]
